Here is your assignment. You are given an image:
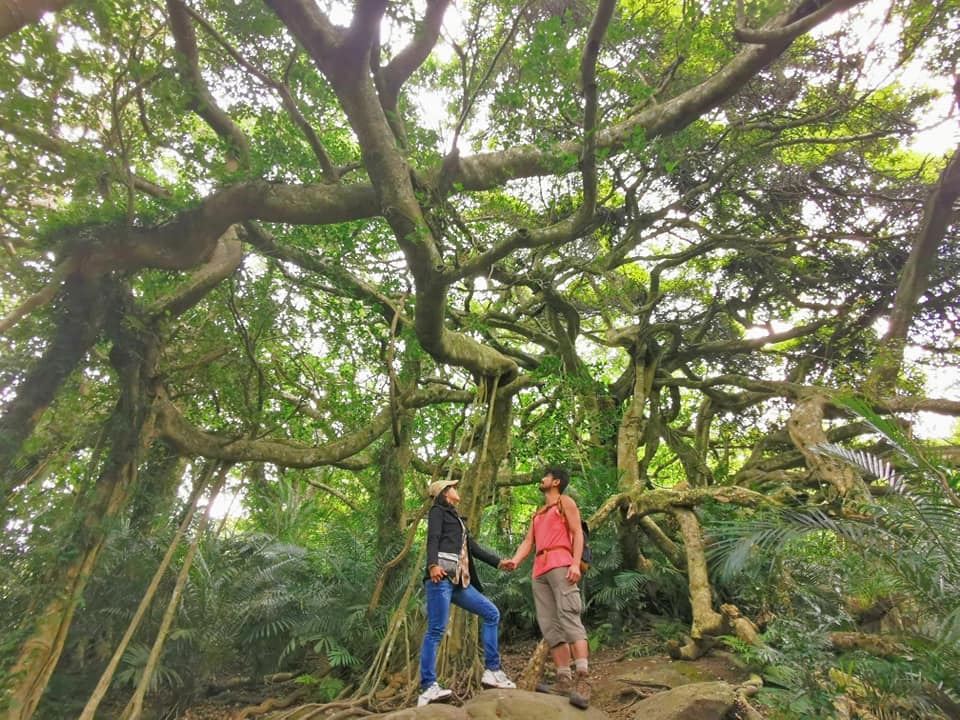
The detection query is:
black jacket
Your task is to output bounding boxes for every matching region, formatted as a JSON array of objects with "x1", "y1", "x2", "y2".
[{"x1": 424, "y1": 502, "x2": 501, "y2": 592}]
